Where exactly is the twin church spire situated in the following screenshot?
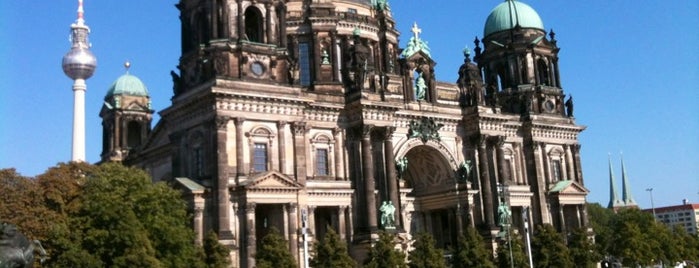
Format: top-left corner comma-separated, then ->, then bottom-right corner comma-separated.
608,154 -> 637,210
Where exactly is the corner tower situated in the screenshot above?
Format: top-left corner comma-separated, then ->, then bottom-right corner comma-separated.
62,0 -> 97,162
475,0 -> 570,116
99,62 -> 153,163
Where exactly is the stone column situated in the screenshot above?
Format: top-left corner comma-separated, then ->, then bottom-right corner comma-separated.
245,203 -> 257,268
564,144 -> 575,181
559,204 -> 567,235
476,135 -> 495,227
361,125 -> 378,231
235,118 -> 245,179
532,141 -> 551,224
287,203 -> 299,261
215,116 -> 233,239
338,206 -> 347,240
333,127 -> 345,180
293,122 -> 308,184
308,206 -> 316,238
494,136 -> 509,183
572,144 -> 584,184
194,207 -> 204,245
278,121 -> 287,174
346,205 -> 354,240
383,127 -> 400,228
266,3 -> 276,44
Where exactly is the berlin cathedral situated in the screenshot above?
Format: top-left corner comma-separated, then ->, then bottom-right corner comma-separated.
99,0 -> 589,266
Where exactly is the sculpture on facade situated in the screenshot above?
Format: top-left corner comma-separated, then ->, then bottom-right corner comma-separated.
565,94 -> 574,117
396,157 -> 408,178
350,31 -> 370,91
456,160 -> 473,182
497,202 -> 511,228
0,223 -> 46,268
408,117 -> 444,143
414,74 -> 427,100
379,201 -> 396,229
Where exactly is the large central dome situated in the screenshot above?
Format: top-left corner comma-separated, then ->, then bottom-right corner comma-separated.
484,0 -> 544,37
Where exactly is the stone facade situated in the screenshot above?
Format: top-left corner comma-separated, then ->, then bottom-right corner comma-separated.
109,0 -> 590,267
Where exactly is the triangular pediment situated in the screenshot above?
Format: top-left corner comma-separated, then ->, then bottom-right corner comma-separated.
241,171 -> 301,190
405,51 -> 434,64
549,180 -> 589,195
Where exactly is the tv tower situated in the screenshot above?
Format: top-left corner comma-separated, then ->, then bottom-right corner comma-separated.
62,0 -> 97,162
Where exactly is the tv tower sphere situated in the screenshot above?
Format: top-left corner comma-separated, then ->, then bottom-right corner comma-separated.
62,0 -> 96,80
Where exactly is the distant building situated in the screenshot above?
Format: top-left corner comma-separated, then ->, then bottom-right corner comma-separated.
644,200 -> 699,235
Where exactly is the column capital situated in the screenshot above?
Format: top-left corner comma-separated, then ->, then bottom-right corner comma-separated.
292,122 -> 308,135
384,126 -> 396,140
362,124 -> 374,139
471,134 -> 489,148
332,127 -> 343,136
246,202 -> 257,212
277,120 -> 288,128
234,117 -> 245,127
215,115 -> 230,130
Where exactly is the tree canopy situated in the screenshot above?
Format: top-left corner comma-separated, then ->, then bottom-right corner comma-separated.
451,227 -> 495,268
531,224 -> 572,268
1,162 -> 209,267
255,227 -> 297,268
365,232 -> 407,268
310,227 -> 355,268
408,232 -> 445,268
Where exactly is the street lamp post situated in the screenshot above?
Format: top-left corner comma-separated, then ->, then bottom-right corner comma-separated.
646,188 -> 656,221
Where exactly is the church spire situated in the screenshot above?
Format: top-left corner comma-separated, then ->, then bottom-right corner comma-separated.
607,155 -> 624,209
621,154 -> 637,206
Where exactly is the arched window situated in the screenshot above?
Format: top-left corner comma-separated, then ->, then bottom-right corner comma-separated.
126,121 -> 142,149
537,58 -> 550,86
215,0 -> 227,39
244,7 -> 264,42
196,12 -> 210,45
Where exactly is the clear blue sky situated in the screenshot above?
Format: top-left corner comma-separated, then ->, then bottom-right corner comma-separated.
1,1 -> 697,208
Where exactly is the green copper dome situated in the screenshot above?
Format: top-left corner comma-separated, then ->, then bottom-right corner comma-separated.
484,0 -> 544,37
105,73 -> 149,99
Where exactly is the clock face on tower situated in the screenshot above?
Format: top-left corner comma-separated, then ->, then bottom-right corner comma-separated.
250,61 -> 265,76
544,99 -> 555,113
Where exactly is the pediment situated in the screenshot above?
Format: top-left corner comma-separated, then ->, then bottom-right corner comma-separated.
548,180 -> 589,195
404,51 -> 434,64
125,101 -> 150,112
241,171 -> 301,190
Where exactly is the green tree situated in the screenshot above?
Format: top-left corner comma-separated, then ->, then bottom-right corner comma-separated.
531,224 -> 572,268
408,232 -> 445,268
0,168 -> 56,241
612,221 -> 652,267
255,227 -> 297,268
203,230 -> 232,268
585,203 -> 613,256
365,231 -> 407,268
452,227 -> 495,268
567,227 -> 600,268
496,231 -> 529,268
310,227 -> 354,268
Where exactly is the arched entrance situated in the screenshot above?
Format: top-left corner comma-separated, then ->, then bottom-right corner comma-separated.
401,145 -> 460,249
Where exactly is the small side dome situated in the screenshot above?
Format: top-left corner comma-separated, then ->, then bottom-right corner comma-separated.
105,73 -> 149,99
484,0 -> 544,37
